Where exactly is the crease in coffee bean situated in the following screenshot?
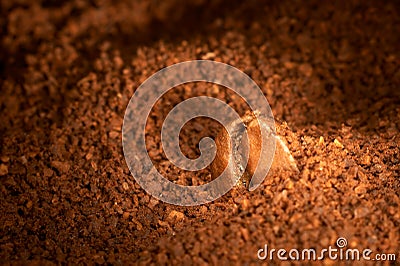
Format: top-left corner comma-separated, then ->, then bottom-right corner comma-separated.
210,111 -> 298,190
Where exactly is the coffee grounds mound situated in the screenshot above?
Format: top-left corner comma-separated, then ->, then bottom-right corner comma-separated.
1,0 -> 399,264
